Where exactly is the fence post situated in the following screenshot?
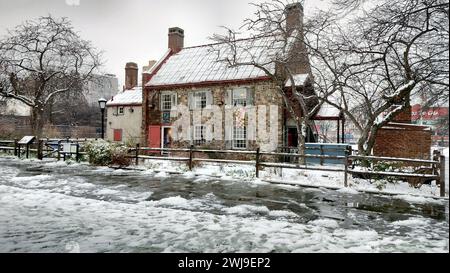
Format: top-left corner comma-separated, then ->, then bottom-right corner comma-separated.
255,148 -> 260,178
320,145 -> 324,166
135,143 -> 140,166
37,139 -> 43,160
75,144 -> 80,162
188,145 -> 194,171
26,143 -> 30,159
432,150 -> 440,175
14,139 -> 18,156
57,140 -> 61,161
439,155 -> 446,197
344,146 -> 349,187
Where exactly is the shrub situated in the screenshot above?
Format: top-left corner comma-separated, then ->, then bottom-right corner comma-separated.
84,140 -> 132,167
110,144 -> 131,167
84,139 -> 112,165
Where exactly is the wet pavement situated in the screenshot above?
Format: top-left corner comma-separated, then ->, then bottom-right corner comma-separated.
0,157 -> 448,252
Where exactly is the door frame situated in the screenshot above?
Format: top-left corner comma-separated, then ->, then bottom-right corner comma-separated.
161,126 -> 173,154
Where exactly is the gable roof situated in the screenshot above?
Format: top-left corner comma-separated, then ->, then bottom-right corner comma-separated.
106,87 -> 142,106
146,34 -> 296,88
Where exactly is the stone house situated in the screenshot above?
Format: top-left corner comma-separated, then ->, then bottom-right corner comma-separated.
141,3 -> 317,152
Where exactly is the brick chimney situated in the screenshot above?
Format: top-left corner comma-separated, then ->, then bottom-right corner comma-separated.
168,27 -> 184,53
285,2 -> 304,36
284,2 -> 309,75
125,62 -> 138,90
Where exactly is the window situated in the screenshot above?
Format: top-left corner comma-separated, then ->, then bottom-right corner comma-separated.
189,90 -> 212,110
233,126 -> 247,149
194,125 -> 206,145
114,106 -> 124,116
193,91 -> 207,109
160,91 -> 177,111
232,88 -> 247,106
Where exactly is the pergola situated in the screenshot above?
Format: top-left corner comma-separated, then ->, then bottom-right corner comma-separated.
312,105 -> 346,143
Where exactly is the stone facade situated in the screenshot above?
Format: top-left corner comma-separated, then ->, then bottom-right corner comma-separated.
143,80 -> 286,156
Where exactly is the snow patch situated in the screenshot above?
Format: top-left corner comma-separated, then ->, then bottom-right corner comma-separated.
223,204 -> 270,216
310,219 -> 340,229
393,195 -> 443,204
391,218 -> 429,227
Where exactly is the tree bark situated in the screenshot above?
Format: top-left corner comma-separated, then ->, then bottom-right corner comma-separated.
297,118 -> 306,165
30,106 -> 45,138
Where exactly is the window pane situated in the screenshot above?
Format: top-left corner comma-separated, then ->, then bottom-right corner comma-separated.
194,125 -> 206,145
161,93 -> 172,111
233,126 -> 247,148
194,92 -> 207,109
233,89 -> 247,106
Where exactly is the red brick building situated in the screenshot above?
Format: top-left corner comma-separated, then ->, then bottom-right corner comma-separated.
374,106 -> 433,159
411,104 -> 449,146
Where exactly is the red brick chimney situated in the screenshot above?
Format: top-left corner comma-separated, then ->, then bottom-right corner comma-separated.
285,2 -> 304,36
168,27 -> 184,53
125,62 -> 138,90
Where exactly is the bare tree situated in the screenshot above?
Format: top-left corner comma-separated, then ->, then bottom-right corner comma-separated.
211,1 -> 324,163
305,0 -> 449,156
0,15 -> 102,137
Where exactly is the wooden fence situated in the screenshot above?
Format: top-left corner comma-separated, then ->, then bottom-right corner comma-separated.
0,139 -> 446,197
128,144 -> 446,197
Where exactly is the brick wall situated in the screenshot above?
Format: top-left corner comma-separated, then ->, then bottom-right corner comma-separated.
373,124 -> 432,159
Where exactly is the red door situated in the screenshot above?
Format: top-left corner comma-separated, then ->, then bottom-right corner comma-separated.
148,126 -> 161,149
113,129 -> 123,141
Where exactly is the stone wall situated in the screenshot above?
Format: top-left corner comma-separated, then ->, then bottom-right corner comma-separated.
143,80 -> 286,158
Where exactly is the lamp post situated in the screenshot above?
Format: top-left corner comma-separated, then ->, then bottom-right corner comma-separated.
98,98 -> 107,139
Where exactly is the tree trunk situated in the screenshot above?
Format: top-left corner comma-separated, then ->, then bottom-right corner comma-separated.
30,106 -> 45,138
297,119 -> 306,165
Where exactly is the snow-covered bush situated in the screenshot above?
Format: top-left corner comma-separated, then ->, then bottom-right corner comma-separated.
84,140 -> 111,165
110,145 -> 131,167
84,140 -> 131,167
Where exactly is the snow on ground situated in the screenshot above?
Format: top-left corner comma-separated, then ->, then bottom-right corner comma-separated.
0,156 -> 448,252
0,183 -> 448,253
138,158 -> 447,199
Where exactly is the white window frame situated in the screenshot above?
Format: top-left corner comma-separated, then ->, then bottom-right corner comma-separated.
118,106 -> 124,115
193,91 -> 208,109
160,91 -> 177,111
193,125 -> 206,146
232,126 -> 247,149
232,88 -> 247,107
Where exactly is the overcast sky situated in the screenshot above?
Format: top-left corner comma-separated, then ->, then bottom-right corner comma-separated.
0,0 -> 329,91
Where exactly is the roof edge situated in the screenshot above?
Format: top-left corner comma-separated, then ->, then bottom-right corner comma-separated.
145,76 -> 272,90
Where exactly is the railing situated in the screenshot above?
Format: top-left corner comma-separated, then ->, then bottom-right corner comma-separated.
0,138 -> 88,161
128,144 -> 446,197
1,139 -> 446,197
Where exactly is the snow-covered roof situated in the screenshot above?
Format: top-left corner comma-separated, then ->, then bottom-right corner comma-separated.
143,50 -> 171,75
106,87 -> 142,106
146,34 -> 295,87
285,74 -> 309,87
